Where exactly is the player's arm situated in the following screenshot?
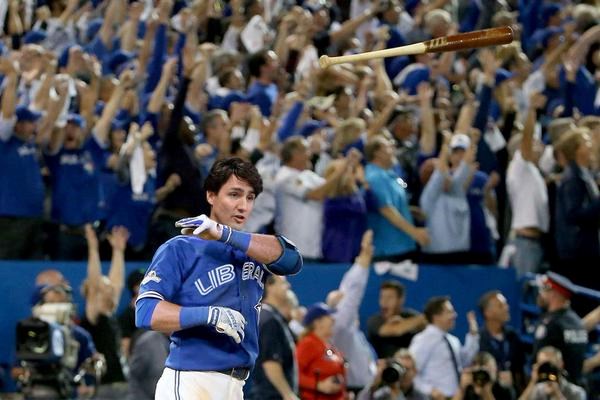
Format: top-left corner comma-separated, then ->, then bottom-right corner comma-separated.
176,215 -> 303,275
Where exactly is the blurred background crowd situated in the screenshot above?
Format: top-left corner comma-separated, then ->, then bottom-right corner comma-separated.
0,0 -> 599,398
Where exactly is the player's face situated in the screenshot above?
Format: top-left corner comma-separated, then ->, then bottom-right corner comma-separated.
207,175 -> 256,230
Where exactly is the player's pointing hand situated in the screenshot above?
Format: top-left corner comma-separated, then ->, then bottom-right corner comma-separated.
175,214 -> 224,241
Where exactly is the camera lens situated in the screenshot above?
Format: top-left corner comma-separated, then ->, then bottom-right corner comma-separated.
381,361 -> 406,384
537,362 -> 560,383
472,369 -> 491,386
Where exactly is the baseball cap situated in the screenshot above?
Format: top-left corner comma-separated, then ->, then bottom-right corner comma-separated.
16,105 -> 43,122
303,302 -> 334,326
450,133 -> 471,150
297,120 -> 327,138
398,65 -> 430,95
67,113 -> 86,129
495,68 -> 514,86
532,27 -> 564,49
23,30 -> 48,45
541,4 -> 561,26
536,272 -> 576,299
107,50 -> 136,76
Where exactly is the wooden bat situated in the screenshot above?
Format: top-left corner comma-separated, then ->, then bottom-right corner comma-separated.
319,26 -> 514,68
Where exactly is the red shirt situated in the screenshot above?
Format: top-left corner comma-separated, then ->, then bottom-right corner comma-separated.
296,332 -> 347,400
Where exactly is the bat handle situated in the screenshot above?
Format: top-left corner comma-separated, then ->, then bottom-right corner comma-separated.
319,55 -> 331,69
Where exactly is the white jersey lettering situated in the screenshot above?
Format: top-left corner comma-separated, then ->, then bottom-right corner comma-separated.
194,264 -> 235,295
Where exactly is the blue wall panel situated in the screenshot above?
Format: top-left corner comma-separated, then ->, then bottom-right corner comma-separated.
0,261 -> 520,368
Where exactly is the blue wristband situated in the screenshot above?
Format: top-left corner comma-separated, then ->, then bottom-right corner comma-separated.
218,225 -> 251,253
180,306 -> 210,330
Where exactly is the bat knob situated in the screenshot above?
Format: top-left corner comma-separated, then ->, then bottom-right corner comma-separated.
318,55 -> 331,69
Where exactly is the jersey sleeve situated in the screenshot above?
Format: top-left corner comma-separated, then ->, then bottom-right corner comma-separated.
136,239 -> 184,303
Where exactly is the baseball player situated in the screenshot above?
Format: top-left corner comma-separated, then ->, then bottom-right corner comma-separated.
135,157 -> 303,400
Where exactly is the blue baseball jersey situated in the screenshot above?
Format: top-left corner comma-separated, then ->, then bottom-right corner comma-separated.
44,136 -> 108,225
137,235 -> 269,371
0,136 -> 44,217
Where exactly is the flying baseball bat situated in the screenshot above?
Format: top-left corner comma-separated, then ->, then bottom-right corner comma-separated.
319,26 -> 514,68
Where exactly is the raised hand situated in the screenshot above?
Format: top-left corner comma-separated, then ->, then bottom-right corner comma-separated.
108,226 -> 130,252
207,306 -> 247,343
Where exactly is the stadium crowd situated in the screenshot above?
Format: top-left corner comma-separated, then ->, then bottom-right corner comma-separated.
0,0 -> 599,398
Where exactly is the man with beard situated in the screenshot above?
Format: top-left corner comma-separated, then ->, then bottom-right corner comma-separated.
533,272 -> 587,384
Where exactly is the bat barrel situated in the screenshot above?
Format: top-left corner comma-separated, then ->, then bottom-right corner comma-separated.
424,26 -> 514,53
318,26 -> 514,68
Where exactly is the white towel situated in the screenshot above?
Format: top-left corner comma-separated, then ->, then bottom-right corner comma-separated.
130,144 -> 146,195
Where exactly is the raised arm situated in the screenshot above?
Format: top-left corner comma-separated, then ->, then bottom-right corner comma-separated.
98,0 -> 123,50
521,93 -> 546,162
84,224 -> 103,324
417,82 -> 436,155
147,57 -> 177,113
333,231 -> 373,329
92,69 -> 132,146
0,56 -> 19,139
329,6 -> 378,45
107,226 -> 129,312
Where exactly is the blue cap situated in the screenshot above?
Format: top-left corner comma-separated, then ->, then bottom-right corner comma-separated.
23,30 -> 47,45
303,302 -> 334,326
495,68 -> 514,86
399,65 -> 430,95
405,0 -> 420,14
67,113 -> 86,129
16,105 -> 42,122
297,120 -> 327,137
111,119 -> 129,132
541,4 -> 561,26
107,50 -> 136,76
532,27 -> 563,49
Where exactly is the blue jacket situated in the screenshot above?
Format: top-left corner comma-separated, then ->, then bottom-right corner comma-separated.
554,163 -> 600,259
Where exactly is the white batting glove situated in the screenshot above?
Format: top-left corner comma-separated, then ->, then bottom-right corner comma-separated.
175,214 -> 224,241
207,306 -> 247,344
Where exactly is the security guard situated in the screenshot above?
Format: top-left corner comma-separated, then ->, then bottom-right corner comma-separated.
533,272 -> 588,384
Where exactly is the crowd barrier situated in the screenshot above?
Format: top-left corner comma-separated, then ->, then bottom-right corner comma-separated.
0,260 -> 520,369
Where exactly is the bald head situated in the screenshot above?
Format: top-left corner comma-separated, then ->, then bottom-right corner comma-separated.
35,269 -> 67,286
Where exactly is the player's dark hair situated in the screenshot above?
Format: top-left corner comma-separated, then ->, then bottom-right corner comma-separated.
204,157 -> 263,196
380,280 -> 405,298
424,296 -> 450,323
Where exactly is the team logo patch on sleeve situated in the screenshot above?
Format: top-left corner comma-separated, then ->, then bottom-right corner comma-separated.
141,270 -> 162,285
